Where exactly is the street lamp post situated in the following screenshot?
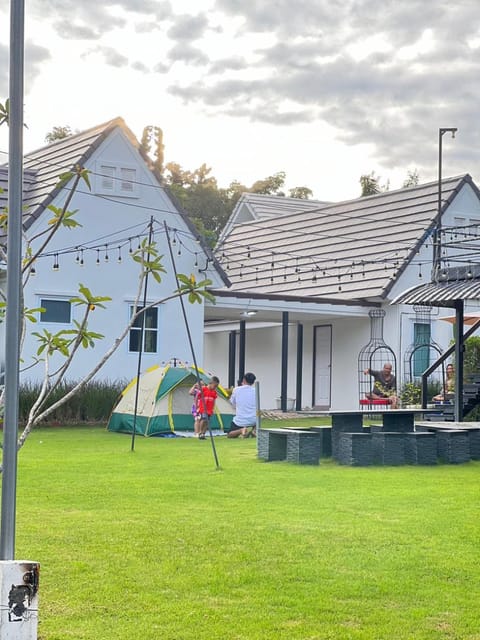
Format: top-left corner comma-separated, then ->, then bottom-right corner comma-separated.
432,127 -> 457,279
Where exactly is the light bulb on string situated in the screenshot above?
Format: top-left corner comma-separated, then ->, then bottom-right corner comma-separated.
75,248 -> 80,264
80,249 -> 84,266
194,253 -> 198,267
105,245 -> 109,262
53,254 -> 59,271
117,246 -> 122,263
96,249 -> 100,265
128,239 -> 133,254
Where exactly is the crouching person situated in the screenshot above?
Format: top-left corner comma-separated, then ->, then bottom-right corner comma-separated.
228,372 -> 257,438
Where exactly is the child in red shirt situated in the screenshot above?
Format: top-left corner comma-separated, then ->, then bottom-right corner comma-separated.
196,376 -> 219,439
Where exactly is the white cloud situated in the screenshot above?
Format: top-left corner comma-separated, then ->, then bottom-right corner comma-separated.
0,0 -> 479,201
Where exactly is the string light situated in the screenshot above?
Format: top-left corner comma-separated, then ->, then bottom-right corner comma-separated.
117,246 -> 122,263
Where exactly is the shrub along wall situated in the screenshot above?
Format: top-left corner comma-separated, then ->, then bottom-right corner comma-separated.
18,380 -> 127,424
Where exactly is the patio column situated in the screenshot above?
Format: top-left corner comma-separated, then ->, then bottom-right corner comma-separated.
281,312 -> 289,412
296,323 -> 303,411
454,299 -> 464,422
238,320 -> 246,382
228,330 -> 236,388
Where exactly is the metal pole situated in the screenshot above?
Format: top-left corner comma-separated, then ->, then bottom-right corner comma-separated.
433,128 -> 443,275
281,311 -> 289,412
255,380 -> 261,434
454,299 -> 464,423
0,0 -> 25,561
164,223 -> 220,469
130,217 -> 154,452
433,127 -> 457,279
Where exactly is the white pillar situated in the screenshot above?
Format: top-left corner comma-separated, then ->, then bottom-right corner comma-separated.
0,561 -> 39,639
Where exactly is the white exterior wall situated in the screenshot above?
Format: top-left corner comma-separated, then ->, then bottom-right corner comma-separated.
17,129 -> 217,385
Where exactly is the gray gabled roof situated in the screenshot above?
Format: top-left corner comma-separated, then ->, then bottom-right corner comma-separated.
1,118 -> 128,229
218,192 -> 330,243
0,118 -> 229,285
214,175 -> 475,304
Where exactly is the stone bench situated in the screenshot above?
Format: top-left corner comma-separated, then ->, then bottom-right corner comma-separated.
372,432 -> 406,465
337,433 -> 373,466
257,428 -> 321,465
404,432 -> 437,465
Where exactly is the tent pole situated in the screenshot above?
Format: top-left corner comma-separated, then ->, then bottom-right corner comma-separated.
164,222 -> 220,469
130,217 -> 154,452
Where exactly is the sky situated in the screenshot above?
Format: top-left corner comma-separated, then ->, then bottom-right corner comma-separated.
0,0 -> 479,201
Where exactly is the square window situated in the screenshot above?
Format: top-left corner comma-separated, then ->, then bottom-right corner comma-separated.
40,299 -> 71,323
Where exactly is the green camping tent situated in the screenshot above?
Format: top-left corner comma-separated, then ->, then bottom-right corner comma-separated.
107,363 -> 234,435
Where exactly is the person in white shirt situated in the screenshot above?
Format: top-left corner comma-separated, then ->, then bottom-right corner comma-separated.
227,372 -> 257,438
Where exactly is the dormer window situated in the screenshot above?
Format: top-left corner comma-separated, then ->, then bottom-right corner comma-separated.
95,162 -> 139,197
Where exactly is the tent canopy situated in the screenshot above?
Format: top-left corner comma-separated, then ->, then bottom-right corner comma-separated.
107,362 -> 234,436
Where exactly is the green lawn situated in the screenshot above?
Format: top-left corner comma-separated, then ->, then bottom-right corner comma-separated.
9,423 -> 480,639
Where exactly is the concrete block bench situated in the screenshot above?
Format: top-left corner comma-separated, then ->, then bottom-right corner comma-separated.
415,422 -> 480,461
309,426 -> 332,457
372,432 -> 405,465
337,433 -> 373,466
435,430 -> 470,464
257,428 -> 321,465
404,432 -> 437,465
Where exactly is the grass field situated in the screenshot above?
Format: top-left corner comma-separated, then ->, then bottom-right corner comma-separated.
9,422 -> 480,639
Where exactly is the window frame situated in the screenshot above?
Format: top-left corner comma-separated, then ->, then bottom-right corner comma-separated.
128,305 -> 159,354
95,161 -> 139,198
39,297 -> 72,324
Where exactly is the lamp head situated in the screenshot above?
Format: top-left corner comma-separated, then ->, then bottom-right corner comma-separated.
440,127 -> 458,138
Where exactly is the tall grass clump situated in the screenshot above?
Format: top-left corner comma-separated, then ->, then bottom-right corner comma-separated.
18,379 -> 126,424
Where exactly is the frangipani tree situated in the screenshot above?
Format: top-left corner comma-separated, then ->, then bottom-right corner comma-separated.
0,117 -> 214,467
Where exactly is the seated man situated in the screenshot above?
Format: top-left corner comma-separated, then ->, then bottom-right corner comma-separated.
364,363 -> 399,409
228,372 -> 257,438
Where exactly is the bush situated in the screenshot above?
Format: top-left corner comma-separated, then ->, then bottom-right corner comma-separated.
18,379 -> 127,425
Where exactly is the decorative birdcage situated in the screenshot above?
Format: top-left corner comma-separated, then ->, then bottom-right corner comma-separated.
403,306 -> 443,382
402,305 -> 443,402
358,309 -> 397,405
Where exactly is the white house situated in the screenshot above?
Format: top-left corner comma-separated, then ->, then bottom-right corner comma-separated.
203,176 -> 480,410
3,119 -> 479,413
0,118 -> 228,385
